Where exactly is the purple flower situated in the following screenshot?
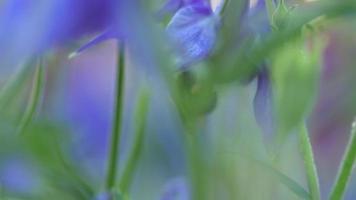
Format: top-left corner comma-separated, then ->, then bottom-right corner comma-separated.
0,159 -> 40,195
69,1 -> 142,58
69,28 -> 120,58
70,0 -> 219,70
236,0 -> 275,138
160,177 -> 190,200
157,0 -> 210,18
246,0 -> 272,39
93,192 -> 113,200
93,191 -> 124,200
166,3 -> 220,68
0,0 -> 121,69
253,66 -> 275,140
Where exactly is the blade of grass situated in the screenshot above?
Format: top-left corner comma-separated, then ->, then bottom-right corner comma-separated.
54,140 -> 95,197
17,58 -> 45,135
242,154 -> 311,200
105,43 -> 126,191
119,88 -> 150,194
0,62 -> 33,112
258,160 -> 311,199
329,118 -> 356,200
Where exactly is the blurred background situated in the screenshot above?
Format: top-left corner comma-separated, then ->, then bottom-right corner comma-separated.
0,0 -> 356,199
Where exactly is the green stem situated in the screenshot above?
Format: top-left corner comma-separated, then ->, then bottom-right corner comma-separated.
187,136 -> 203,200
105,43 -> 126,190
329,118 -> 356,200
219,0 -> 230,16
298,124 -> 320,200
184,122 -> 206,200
265,0 -> 275,22
119,88 -> 150,194
17,58 -> 45,135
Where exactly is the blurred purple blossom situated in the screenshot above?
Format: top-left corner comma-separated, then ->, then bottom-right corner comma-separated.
69,28 -> 120,58
160,177 -> 190,200
246,0 -> 271,39
0,158 -> 40,195
0,0 -> 115,45
93,192 -> 112,200
93,191 -> 123,200
166,3 -> 220,68
253,66 -> 275,139
0,0 -> 119,70
72,0 -> 220,69
243,0 -> 275,137
157,0 -> 210,18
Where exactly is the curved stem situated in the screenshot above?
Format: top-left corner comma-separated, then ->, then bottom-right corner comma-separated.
105,43 -> 126,190
119,88 -> 150,194
17,58 -> 45,135
329,118 -> 356,200
298,124 -> 320,200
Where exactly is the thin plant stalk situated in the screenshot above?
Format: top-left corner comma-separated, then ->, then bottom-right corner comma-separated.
186,134 -> 204,200
183,122 -> 206,200
219,0 -> 230,16
17,58 -> 45,135
265,0 -> 276,22
119,88 -> 150,194
105,43 -> 126,190
298,124 -> 320,200
329,118 -> 356,200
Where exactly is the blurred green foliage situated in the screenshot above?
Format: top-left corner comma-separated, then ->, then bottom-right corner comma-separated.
1,0 -> 356,199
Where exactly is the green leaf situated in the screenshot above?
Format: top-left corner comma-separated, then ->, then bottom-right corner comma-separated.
252,158 -> 311,200
119,87 -> 150,194
17,58 -> 45,135
0,62 -> 33,112
21,122 -> 94,198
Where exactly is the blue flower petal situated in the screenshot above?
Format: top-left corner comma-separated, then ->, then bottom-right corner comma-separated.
253,67 -> 275,138
157,0 -> 210,18
247,0 -> 271,39
166,4 -> 220,68
160,177 -> 190,200
69,28 -> 119,58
